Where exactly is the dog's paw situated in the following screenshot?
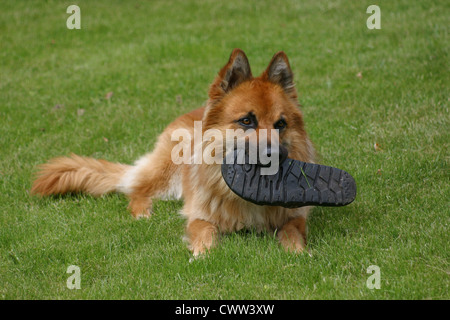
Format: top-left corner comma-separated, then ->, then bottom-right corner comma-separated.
134,209 -> 151,219
128,197 -> 152,219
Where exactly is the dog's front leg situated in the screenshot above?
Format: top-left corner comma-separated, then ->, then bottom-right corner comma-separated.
186,219 -> 218,256
277,216 -> 307,253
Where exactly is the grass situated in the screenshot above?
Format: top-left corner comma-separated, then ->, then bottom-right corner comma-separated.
0,0 -> 448,299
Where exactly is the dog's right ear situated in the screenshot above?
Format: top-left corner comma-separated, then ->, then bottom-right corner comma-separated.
208,49 -> 252,104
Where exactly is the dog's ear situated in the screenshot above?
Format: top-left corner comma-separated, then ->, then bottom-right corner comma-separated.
208,49 -> 252,103
262,51 -> 297,100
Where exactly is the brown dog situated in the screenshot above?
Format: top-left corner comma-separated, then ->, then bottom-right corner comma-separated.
31,49 -> 316,256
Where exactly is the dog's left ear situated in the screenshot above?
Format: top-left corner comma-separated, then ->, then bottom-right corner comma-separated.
262,51 -> 297,100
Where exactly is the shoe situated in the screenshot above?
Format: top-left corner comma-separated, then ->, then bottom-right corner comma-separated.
221,152 -> 357,208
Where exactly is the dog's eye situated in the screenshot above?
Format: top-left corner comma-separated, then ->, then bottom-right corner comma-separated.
274,119 -> 287,130
237,112 -> 257,128
238,117 -> 256,128
240,118 -> 252,126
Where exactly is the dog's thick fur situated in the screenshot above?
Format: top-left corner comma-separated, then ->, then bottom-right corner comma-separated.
31,49 -> 316,255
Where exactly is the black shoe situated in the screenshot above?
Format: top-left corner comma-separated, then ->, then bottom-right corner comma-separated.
221,152 -> 357,208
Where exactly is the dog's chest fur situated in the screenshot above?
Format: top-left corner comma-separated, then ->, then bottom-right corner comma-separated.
180,163 -> 309,233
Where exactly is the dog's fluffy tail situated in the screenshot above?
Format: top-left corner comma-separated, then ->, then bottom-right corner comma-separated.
31,154 -> 131,197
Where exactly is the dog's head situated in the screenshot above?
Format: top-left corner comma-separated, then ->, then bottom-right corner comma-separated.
202,49 -> 316,169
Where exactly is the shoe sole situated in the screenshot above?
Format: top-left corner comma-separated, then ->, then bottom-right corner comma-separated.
221,155 -> 357,208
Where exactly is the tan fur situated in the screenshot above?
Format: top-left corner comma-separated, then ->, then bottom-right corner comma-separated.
31,154 -> 130,197
277,216 -> 308,253
186,219 -> 218,256
31,49 -> 317,255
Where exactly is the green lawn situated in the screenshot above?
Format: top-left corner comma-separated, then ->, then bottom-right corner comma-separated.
0,0 -> 448,299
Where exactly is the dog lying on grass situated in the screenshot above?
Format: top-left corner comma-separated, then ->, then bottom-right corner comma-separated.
32,49 -> 316,256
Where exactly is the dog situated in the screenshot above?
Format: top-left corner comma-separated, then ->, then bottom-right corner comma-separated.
31,49 -> 316,256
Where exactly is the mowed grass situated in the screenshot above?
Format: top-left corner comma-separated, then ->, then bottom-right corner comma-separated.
0,0 -> 448,299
